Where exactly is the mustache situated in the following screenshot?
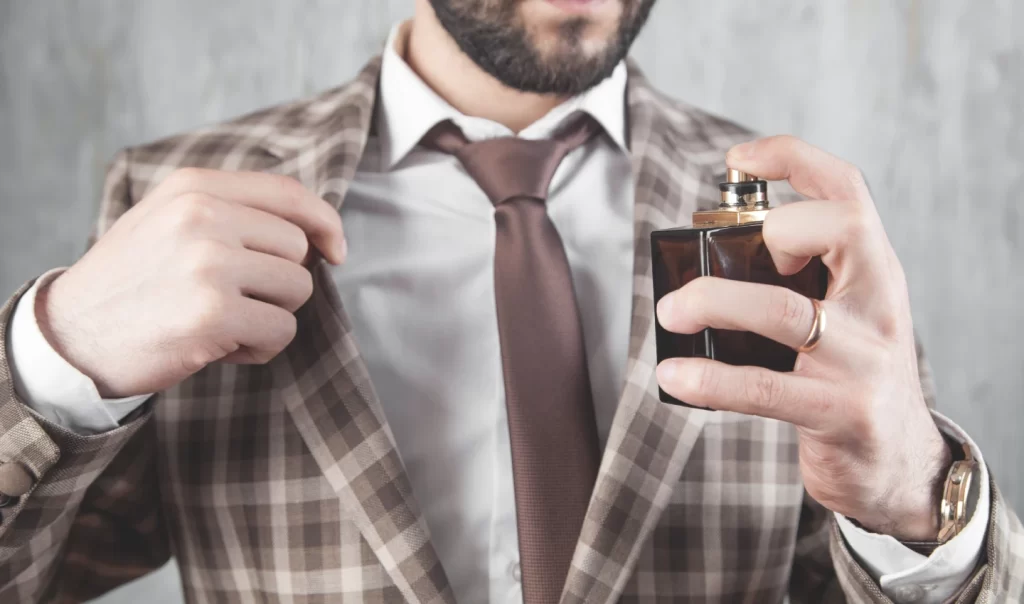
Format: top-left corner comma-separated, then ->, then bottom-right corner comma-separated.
457,0 -> 638,18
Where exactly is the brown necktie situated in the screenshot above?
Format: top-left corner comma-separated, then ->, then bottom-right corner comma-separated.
425,116 -> 602,604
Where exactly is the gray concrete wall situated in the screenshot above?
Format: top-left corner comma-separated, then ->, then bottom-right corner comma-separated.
1,2 -> 1020,602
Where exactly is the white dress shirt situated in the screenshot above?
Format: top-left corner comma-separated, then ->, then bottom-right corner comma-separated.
6,22 -> 987,604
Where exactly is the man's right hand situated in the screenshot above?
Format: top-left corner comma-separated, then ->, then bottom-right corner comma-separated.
36,168 -> 346,399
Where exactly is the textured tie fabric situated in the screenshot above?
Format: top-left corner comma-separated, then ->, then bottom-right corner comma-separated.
425,116 -> 603,604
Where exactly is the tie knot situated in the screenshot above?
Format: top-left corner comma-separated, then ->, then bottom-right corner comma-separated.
423,115 -> 599,206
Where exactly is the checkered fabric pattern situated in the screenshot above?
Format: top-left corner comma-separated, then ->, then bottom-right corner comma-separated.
0,55 -> 1021,603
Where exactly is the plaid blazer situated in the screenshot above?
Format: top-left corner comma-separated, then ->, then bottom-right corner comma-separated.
1,56 -> 1021,604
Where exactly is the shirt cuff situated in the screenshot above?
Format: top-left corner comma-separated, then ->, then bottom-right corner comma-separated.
836,411 -> 990,604
7,273 -> 152,435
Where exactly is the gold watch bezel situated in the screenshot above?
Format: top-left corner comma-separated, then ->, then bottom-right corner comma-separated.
937,442 -> 976,544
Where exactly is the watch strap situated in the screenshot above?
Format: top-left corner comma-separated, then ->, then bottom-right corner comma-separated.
901,540 -> 941,556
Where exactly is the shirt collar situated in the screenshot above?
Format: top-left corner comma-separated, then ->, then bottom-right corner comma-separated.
377,21 -> 628,169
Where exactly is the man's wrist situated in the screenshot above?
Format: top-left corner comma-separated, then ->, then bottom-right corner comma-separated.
901,433 -> 953,540
857,430 -> 952,541
35,275 -> 111,397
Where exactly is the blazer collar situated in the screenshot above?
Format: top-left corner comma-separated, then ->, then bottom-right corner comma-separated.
260,54 -> 382,210
258,55 -> 718,604
260,55 -> 456,604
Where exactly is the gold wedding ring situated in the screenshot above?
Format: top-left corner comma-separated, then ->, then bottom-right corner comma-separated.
797,299 -> 827,353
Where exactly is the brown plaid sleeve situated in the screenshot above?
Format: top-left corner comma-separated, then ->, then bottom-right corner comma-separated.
0,150 -> 170,602
828,479 -> 1024,603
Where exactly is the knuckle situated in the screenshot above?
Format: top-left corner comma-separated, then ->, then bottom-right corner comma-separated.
874,311 -> 903,340
766,288 -> 807,332
842,164 -> 867,190
272,174 -> 306,206
281,312 -> 298,341
772,134 -> 801,149
271,313 -> 298,352
251,348 -> 279,365
166,167 -> 207,191
292,228 -> 311,260
281,269 -> 314,312
695,363 -> 719,396
681,278 -> 712,321
678,362 -> 717,398
296,269 -> 314,303
746,370 -> 783,412
178,347 -> 214,375
183,240 -> 228,279
170,193 -> 219,231
170,288 -> 226,339
846,400 -> 876,440
838,202 -> 874,245
773,134 -> 808,158
191,289 -> 229,330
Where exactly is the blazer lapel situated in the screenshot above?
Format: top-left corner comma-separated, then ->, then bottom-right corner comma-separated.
261,56 -> 454,604
561,63 -> 716,604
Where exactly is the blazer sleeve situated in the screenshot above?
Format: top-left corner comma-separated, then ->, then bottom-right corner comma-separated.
0,150 -> 170,602
788,336 -> 1024,603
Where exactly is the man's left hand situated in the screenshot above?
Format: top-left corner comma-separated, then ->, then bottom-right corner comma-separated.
655,135 -> 951,541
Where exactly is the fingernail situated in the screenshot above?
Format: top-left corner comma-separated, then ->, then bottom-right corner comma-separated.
338,239 -> 348,264
657,360 -> 678,383
729,141 -> 756,160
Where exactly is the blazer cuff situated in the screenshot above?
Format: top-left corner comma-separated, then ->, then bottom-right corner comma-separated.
834,411 -> 989,603
0,275 -> 151,541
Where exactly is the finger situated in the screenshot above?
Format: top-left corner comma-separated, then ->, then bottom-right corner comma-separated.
221,297 -> 298,364
156,168 -> 346,264
763,200 -> 889,286
217,202 -> 310,265
657,277 -> 816,351
656,357 -> 831,428
224,249 -> 315,313
726,135 -> 871,203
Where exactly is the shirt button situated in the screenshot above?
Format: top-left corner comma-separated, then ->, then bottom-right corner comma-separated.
510,562 -> 522,582
891,584 -> 925,603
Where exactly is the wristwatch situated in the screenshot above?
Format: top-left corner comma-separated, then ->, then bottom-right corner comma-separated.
937,440 -> 979,543
903,439 -> 980,555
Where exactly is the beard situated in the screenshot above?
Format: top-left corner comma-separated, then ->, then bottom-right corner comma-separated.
427,0 -> 657,95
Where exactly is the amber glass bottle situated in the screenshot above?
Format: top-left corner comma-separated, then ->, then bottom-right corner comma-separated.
651,170 -> 828,408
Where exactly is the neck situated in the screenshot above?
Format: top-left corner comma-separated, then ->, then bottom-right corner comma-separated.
407,0 -> 567,133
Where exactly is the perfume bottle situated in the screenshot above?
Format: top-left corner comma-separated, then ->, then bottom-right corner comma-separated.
651,169 -> 829,408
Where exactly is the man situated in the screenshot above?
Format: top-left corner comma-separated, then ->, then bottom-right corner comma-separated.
0,0 -> 1020,602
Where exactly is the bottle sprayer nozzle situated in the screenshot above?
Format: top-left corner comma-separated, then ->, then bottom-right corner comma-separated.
719,169 -> 768,208
726,169 -> 757,184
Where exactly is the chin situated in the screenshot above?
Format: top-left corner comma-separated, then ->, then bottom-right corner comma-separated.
428,0 -> 650,94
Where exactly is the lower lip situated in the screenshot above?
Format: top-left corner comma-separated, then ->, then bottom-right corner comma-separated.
544,0 -> 608,15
